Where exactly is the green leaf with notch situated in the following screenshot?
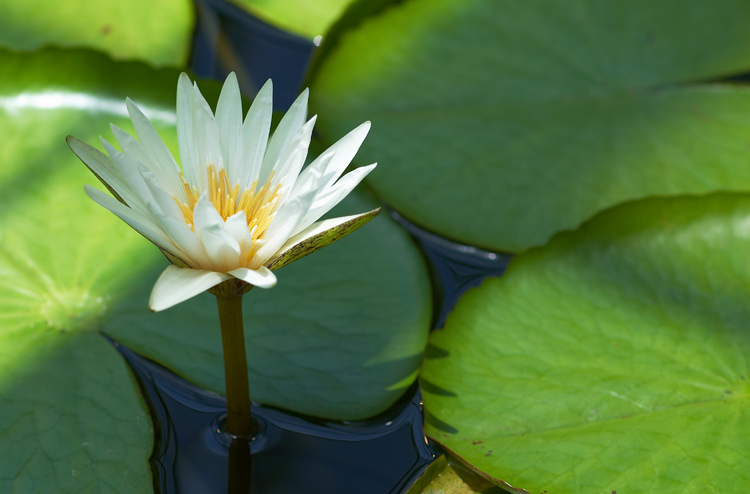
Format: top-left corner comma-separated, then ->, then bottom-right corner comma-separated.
309,0 -> 750,252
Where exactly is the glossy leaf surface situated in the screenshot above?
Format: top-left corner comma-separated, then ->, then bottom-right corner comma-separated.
309,0 -> 750,252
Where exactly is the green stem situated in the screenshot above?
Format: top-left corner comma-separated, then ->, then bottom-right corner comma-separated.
216,293 -> 254,438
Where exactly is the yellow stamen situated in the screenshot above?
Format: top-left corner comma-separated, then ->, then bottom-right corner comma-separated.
172,165 -> 282,248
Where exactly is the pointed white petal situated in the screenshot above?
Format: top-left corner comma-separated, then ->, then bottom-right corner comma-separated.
156,215 -> 211,267
67,136 -> 133,204
192,193 -> 224,231
215,73 -> 244,185
176,73 -> 199,186
99,137 -> 155,215
293,163 -> 377,236
85,185 -> 181,260
227,266 -> 277,289
252,188 -> 315,266
259,88 -> 308,185
297,121 -> 371,194
125,98 -> 181,180
272,116 -> 316,197
192,195 -> 241,268
239,80 -> 273,187
223,210 -> 255,253
289,150 -> 333,199
141,167 -> 184,220
200,227 -> 241,270
177,74 -> 224,190
149,265 -> 232,311
191,81 -> 224,180
110,124 -> 151,167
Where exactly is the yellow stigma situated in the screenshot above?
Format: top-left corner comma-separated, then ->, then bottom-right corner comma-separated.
173,164 -> 282,247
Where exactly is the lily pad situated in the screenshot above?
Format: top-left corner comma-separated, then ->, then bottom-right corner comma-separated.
0,0 -> 194,66
229,0 -> 355,38
0,49 -> 168,492
308,0 -> 750,252
405,455 -> 509,494
421,193 -> 750,492
0,45 -> 430,490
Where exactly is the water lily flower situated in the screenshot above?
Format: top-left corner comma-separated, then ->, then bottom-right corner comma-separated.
68,73 -> 377,312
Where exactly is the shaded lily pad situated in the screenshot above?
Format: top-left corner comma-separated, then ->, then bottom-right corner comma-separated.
421,193 -> 750,492
0,46 -> 430,490
308,0 -> 750,252
0,0 -> 194,66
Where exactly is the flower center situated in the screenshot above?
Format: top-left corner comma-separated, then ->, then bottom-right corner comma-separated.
173,164 -> 282,244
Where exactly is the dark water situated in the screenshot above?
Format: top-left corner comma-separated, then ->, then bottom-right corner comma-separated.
111,2 -> 513,492
114,338 -> 434,493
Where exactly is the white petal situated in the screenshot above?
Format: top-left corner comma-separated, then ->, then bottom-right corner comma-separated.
156,215 -> 211,267
176,73 -> 199,186
289,150 -> 334,199
259,88 -> 308,185
227,266 -> 277,289
100,137 -> 154,215
296,121 -> 371,194
177,73 -> 224,189
192,193 -> 223,231
239,80 -> 273,187
293,163 -> 377,236
223,210 -> 255,253
67,136 -> 134,205
252,188 -> 315,266
272,116 -> 316,196
125,98 -> 182,179
84,185 -> 182,260
109,125 -> 182,200
149,265 -> 232,311
141,167 -> 184,220
192,195 -> 241,267
215,73 -> 244,185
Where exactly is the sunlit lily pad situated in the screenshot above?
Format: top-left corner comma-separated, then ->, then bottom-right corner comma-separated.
0,46 -> 430,490
0,0 -> 193,66
405,455 -> 510,494
229,0 -> 355,38
421,193 -> 750,492
308,0 -> 750,252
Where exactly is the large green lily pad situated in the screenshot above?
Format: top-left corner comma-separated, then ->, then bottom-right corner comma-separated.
308,0 -> 750,252
421,193 -> 750,492
0,46 -> 430,490
0,0 -> 194,66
